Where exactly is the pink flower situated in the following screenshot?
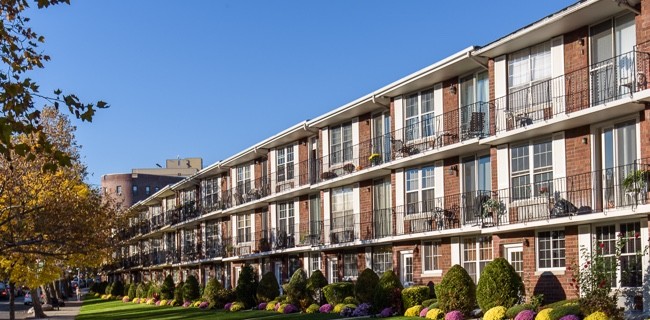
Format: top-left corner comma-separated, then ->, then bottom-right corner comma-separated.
599,243 -> 604,248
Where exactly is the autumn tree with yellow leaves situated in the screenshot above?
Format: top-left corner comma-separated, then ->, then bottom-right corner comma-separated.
0,108 -> 121,319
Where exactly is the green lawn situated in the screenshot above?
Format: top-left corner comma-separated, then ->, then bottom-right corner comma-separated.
78,296 -> 342,320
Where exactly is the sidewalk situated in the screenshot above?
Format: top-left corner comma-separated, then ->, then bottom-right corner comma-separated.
26,289 -> 86,320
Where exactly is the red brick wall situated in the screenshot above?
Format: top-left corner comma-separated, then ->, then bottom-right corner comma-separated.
565,126 -> 591,177
637,0 -> 650,51
564,27 -> 590,113
488,59 -> 497,135
444,157 -> 460,197
359,112 -> 372,169
299,195 -> 309,238
641,107 -> 650,160
442,77 -> 460,144
491,147 -> 499,192
298,138 -> 309,184
390,99 -> 396,132
360,179 -> 373,240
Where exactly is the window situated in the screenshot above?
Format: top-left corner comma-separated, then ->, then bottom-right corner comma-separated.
405,89 -> 434,142
155,186 -> 160,192
116,185 -> 122,195
183,228 -> 195,253
596,222 -> 642,287
537,230 -> 565,269
422,240 -> 441,272
331,186 -> 354,231
310,253 -> 321,274
237,214 -> 251,243
205,221 -> 220,256
343,253 -> 358,279
511,139 -> 552,200
145,186 -> 151,195
463,236 -> 492,283
405,166 -> 435,214
202,177 -> 220,210
330,122 -> 353,165
236,166 -> 251,194
277,202 -> 295,242
508,41 -> 552,109
132,185 -> 138,195
277,145 -> 295,182
372,246 -> 393,275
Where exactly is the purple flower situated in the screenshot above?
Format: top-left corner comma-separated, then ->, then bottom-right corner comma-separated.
182,301 -> 191,308
155,300 -> 161,306
445,310 -> 464,320
380,307 -> 393,318
352,303 -> 372,317
199,301 -> 209,309
559,316 -> 580,320
320,304 -> 333,313
340,306 -> 355,317
283,304 -> 298,314
224,302 -> 232,311
258,302 -> 267,310
420,307 -> 429,317
515,310 -> 536,320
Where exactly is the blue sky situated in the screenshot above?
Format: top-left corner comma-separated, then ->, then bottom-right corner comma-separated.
27,0 -> 575,186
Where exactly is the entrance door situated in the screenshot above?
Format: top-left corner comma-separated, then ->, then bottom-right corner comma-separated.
400,252 -> 414,286
505,245 -> 524,279
274,262 -> 283,294
309,137 -> 318,184
460,72 -> 489,139
329,258 -> 338,283
462,154 -> 492,225
309,194 -> 321,244
598,120 -> 637,208
373,178 -> 392,238
372,112 -> 392,163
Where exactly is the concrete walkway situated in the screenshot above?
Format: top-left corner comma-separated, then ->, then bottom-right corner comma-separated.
24,289 -> 86,320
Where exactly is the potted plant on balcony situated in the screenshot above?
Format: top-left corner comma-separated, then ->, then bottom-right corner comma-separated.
369,153 -> 381,166
623,169 -> 649,201
481,197 -> 505,226
343,163 -> 356,173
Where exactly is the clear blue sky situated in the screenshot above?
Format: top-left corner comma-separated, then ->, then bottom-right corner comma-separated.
27,0 -> 576,186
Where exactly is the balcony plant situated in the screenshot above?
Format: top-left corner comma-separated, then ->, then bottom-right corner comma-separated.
343,163 -> 356,173
369,153 -> 381,166
482,198 -> 506,218
622,169 -> 649,194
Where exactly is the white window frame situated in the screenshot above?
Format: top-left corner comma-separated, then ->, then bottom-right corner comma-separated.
237,214 -> 251,244
201,177 -> 220,210
276,144 -> 295,183
462,236 -> 493,283
593,221 -> 644,288
536,229 -> 566,271
310,252 -> 321,275
236,165 -> 251,194
331,186 -> 354,232
329,122 -> 353,166
510,138 -> 553,201
183,228 -> 195,252
277,201 -> 295,235
343,253 -> 358,280
405,165 -> 435,218
404,89 -> 435,142
422,240 -> 442,275
372,246 -> 393,275
507,41 -> 552,111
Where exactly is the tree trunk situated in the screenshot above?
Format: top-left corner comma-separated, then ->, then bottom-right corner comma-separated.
8,282 -> 15,320
65,274 -> 73,297
32,287 -> 47,319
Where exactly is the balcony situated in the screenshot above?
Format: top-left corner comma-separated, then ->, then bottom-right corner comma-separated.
315,104 -> 491,188
487,49 -> 650,145
222,176 -> 272,210
165,248 -> 180,264
182,243 -> 201,262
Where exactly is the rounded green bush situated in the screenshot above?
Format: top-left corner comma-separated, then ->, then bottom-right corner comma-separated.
127,282 -> 137,299
257,272 -> 280,302
203,278 -> 223,309
123,283 -> 131,297
373,270 -> 404,312
422,298 -> 436,308
183,275 -> 201,302
435,265 -> 475,314
161,275 -> 175,300
505,304 -> 534,319
343,296 -> 358,305
307,270 -> 328,304
402,285 -> 429,309
173,281 -> 184,302
476,257 -> 524,312
323,282 -> 354,305
306,303 -> 320,313
110,280 -> 124,297
286,268 -> 310,309
548,303 -> 581,320
235,264 -> 258,308
355,268 -> 379,304
230,301 -> 245,312
483,306 -> 507,320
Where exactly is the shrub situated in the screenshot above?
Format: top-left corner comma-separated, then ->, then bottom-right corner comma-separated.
123,283 -> 131,297
266,301 -> 277,311
286,268 -> 310,309
127,283 -> 137,299
122,296 -> 130,303
515,310 -> 537,320
283,304 -> 299,314
548,303 -> 581,320
182,301 -> 191,308
477,258 -> 524,312
341,305 -> 355,317
535,308 -> 553,320
132,297 -> 140,304
319,303 -> 333,313
343,296 -> 358,304
422,298 -> 436,308
323,282 -> 354,305
105,283 -> 112,295
136,283 -> 146,298
230,301 -> 245,312
402,285 -> 430,309
333,303 -> 347,313
373,270 -> 404,312
483,306 -> 507,320
306,303 -> 320,313
506,304 -> 535,319
277,303 -> 288,313
352,302 -> 372,317
183,275 -> 200,302
435,265 -> 475,314
236,264 -> 258,308
159,299 -> 167,306
257,272 -> 280,303
202,278 -> 222,309
579,295 -> 622,320
405,305 -> 424,317
380,307 -> 394,317
429,302 -> 439,309
584,311 -> 608,320
224,302 -> 232,310
558,316 -> 580,320
445,310 -> 464,320
307,269 -> 328,304
425,308 -> 444,319
420,307 -> 429,317
355,268 -> 379,304
161,275 -> 175,300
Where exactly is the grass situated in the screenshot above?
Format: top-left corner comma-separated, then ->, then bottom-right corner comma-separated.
77,296 -> 342,320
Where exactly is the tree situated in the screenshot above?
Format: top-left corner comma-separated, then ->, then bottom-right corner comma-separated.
203,278 -> 223,309
161,275 -> 175,300
235,264 -> 258,308
286,268 -> 310,310
436,265 -> 476,315
182,275 -> 200,302
355,268 -> 379,304
0,0 -> 108,170
307,270 -> 327,304
0,108 -> 120,319
476,257 -> 524,312
256,272 -> 280,302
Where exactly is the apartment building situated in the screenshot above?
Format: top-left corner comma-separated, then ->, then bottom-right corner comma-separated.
109,0 -> 650,312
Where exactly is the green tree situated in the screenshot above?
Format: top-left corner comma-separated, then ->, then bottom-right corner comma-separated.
203,278 -> 223,309
436,265 -> 476,315
355,268 -> 379,304
183,275 -> 200,302
373,270 -> 403,312
256,272 -> 280,302
476,257 -> 524,312
160,275 -> 175,300
127,282 -> 136,299
235,264 -> 257,308
307,270 -> 328,304
286,268 -> 310,310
